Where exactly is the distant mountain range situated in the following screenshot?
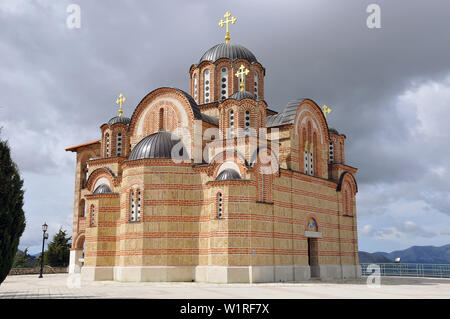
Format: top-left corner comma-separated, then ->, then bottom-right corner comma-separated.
359,244 -> 450,264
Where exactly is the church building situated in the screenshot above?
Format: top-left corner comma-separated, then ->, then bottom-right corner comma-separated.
66,12 -> 360,283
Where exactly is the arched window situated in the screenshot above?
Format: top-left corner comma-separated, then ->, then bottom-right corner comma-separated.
329,141 -> 334,163
220,67 -> 228,101
105,133 -> 110,157
193,74 -> 198,102
254,72 -> 258,97
129,190 -> 136,222
159,108 -> 165,131
244,110 -> 251,137
303,122 -> 314,176
79,199 -> 86,217
117,133 -> 122,156
302,128 -> 308,173
204,69 -> 210,103
90,205 -> 95,227
312,132 -> 317,176
228,109 -> 234,138
136,189 -> 141,222
129,189 -> 141,222
217,192 -> 223,219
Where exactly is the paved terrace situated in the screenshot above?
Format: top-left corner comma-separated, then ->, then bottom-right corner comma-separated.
0,274 -> 449,299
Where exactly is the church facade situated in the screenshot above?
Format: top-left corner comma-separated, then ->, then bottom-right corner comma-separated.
66,16 -> 360,283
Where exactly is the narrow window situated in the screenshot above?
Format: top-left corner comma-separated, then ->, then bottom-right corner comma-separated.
105,133 -> 110,157
254,72 -> 258,97
159,108 -> 164,131
130,190 -> 136,222
329,142 -> 334,163
229,109 -> 234,138
90,205 -> 95,227
136,189 -> 141,221
193,74 -> 198,102
117,133 -> 122,156
244,110 -> 251,136
220,67 -> 228,101
204,69 -> 210,103
303,128 -> 308,174
217,192 -> 223,219
346,190 -> 352,215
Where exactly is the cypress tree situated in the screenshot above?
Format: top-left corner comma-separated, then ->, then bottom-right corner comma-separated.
0,133 -> 26,284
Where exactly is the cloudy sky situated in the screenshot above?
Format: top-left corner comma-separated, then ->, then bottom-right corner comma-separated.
1,0 -> 449,254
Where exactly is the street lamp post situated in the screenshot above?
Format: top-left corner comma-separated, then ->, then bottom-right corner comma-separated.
39,222 -> 48,278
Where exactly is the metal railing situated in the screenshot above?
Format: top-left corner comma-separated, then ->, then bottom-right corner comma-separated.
360,263 -> 450,278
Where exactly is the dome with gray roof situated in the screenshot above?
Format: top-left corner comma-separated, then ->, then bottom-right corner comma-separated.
93,184 -> 112,194
215,169 -> 242,181
229,91 -> 256,101
129,131 -> 188,161
199,43 -> 258,64
108,116 -> 131,126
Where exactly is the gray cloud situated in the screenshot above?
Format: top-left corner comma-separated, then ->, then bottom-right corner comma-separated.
1,0 -> 450,253
361,221 -> 436,240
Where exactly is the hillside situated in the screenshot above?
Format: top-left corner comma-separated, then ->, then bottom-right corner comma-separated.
359,244 -> 450,264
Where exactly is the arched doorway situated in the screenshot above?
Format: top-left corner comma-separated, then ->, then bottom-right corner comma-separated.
305,217 -> 321,278
69,233 -> 85,274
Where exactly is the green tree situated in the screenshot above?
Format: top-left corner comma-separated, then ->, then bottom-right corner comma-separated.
13,248 -> 31,268
0,133 -> 26,284
45,228 -> 71,267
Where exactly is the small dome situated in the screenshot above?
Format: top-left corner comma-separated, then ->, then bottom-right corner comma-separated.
215,169 -> 242,181
199,43 -> 258,64
93,184 -> 112,194
229,91 -> 256,101
129,131 -> 188,161
329,127 -> 339,135
108,116 -> 131,126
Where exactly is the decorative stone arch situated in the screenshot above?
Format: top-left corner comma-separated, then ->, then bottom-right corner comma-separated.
336,171 -> 358,194
294,99 -> 329,140
337,172 -> 358,216
128,87 -> 201,145
74,232 -> 85,250
209,150 -> 248,178
78,150 -> 96,188
215,161 -> 243,179
293,99 -> 330,176
85,167 -> 117,192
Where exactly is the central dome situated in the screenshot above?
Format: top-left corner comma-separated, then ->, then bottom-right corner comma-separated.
199,43 -> 258,64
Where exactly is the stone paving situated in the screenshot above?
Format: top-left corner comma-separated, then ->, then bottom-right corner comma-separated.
0,274 -> 449,299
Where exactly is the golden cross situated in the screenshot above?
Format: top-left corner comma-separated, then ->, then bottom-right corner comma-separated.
219,11 -> 237,44
116,93 -> 126,117
322,105 -> 332,118
235,64 -> 249,92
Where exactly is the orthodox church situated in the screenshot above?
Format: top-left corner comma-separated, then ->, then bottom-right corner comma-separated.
66,12 -> 360,283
